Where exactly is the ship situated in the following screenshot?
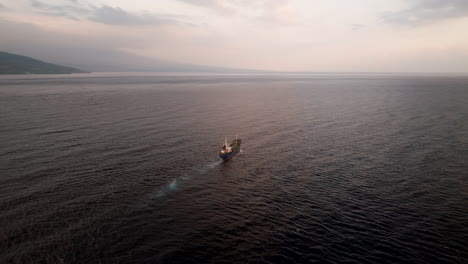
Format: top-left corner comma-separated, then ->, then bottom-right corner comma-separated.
219,136 -> 242,162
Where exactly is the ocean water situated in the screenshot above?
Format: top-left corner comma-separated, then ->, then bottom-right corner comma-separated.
0,74 -> 467,263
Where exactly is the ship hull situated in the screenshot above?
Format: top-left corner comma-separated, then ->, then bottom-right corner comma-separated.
219,146 -> 240,162
219,139 -> 241,162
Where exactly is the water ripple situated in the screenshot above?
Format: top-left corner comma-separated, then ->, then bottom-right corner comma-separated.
1,75 -> 467,263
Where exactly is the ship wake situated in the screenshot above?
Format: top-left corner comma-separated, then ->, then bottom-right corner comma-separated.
146,159 -> 223,202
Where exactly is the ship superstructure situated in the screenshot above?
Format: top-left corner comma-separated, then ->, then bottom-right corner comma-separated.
219,136 -> 241,162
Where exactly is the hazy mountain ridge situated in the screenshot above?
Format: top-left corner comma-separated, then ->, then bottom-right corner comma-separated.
0,50 -> 260,74
47,49 -> 259,73
0,51 -> 88,74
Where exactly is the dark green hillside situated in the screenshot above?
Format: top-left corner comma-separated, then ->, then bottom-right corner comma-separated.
0,51 -> 88,74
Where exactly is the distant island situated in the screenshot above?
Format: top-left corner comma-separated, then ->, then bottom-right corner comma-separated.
0,51 -> 88,74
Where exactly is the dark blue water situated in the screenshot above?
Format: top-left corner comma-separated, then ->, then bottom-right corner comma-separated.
1,74 -> 467,263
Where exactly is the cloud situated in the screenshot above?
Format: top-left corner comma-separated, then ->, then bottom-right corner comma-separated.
351,24 -> 366,32
89,5 -> 182,26
382,0 -> 468,25
178,0 -> 235,14
0,3 -> 6,9
38,11 -> 79,20
178,0 -> 288,15
30,0 -> 50,9
27,0 -> 84,20
30,0 -> 89,14
28,0 -> 185,26
179,0 -> 298,27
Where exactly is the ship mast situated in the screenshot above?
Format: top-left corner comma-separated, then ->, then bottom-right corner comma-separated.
224,136 -> 228,148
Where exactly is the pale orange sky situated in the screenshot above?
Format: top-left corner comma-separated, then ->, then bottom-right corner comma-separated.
1,0 -> 468,72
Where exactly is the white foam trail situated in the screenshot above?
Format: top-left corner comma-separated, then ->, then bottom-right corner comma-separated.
146,159 -> 223,201
169,179 -> 178,190
207,160 -> 222,168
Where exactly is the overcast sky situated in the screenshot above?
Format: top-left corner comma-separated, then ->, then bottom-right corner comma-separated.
1,0 -> 468,72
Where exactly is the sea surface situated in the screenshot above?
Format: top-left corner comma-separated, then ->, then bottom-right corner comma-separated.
1,73 -> 467,263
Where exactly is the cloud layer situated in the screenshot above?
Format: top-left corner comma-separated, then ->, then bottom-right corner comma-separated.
1,0 -> 467,72
178,0 -> 288,14
28,0 -> 186,26
382,0 -> 468,25
89,6 -> 181,26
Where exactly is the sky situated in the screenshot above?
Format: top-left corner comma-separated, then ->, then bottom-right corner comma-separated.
1,0 -> 468,72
